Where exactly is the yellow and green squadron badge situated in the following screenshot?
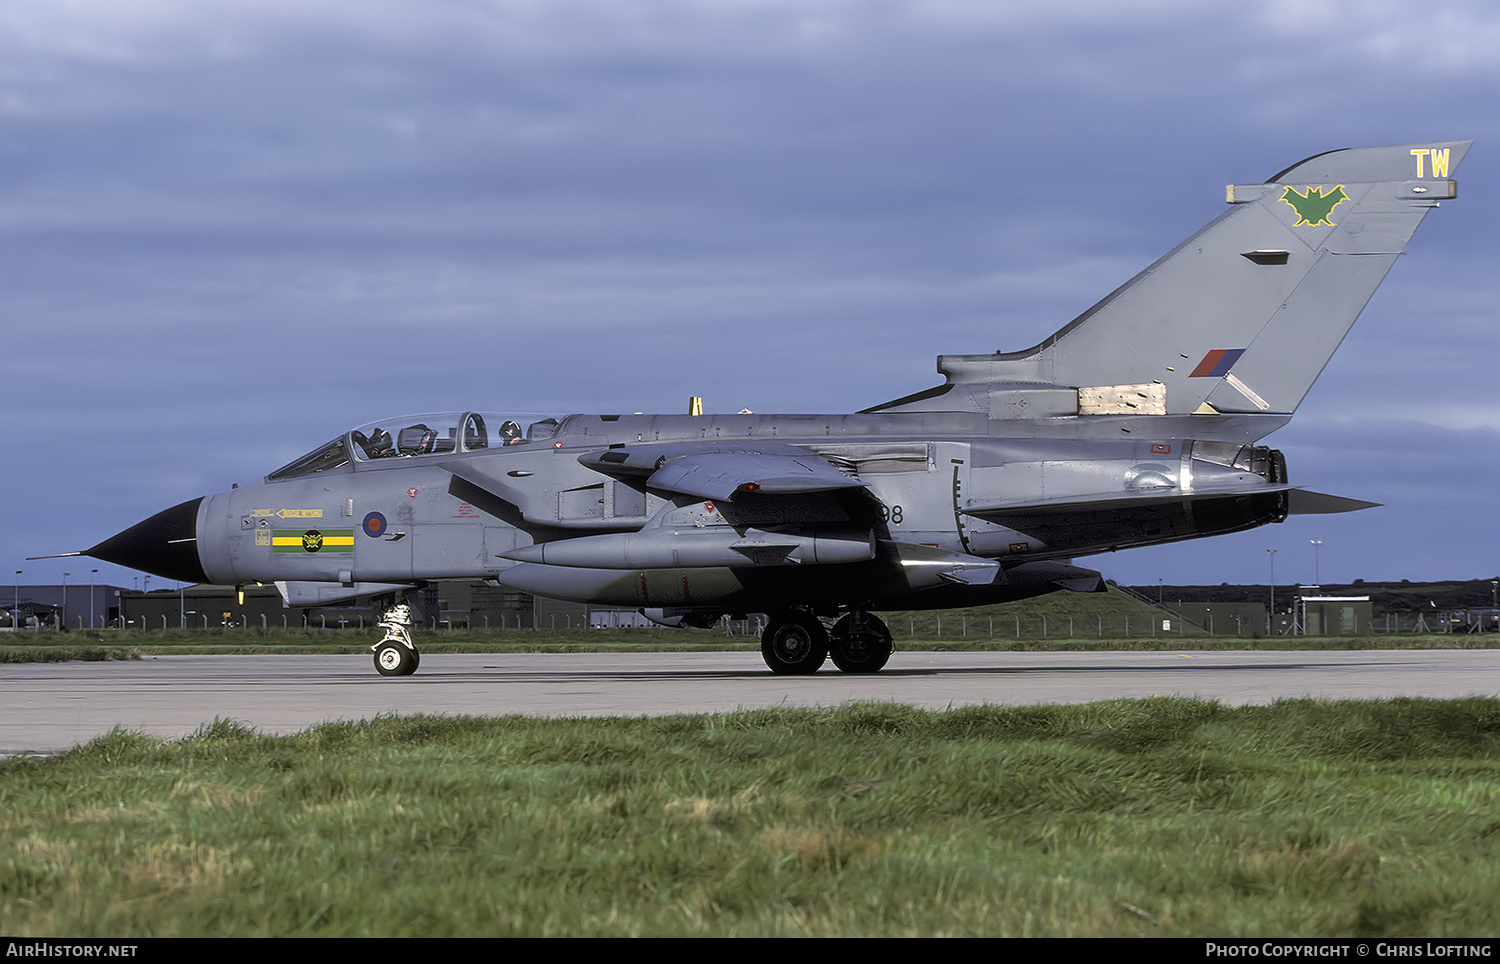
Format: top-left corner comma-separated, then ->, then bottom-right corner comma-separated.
1281,185 -> 1349,226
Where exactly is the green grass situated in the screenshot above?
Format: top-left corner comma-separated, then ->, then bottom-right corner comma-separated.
0,642 -> 144,663
2,624 -> 1494,663
9,586 -> 1493,661
3,699 -> 1498,936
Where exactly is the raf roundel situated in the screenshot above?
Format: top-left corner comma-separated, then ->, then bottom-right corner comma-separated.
363,511 -> 387,538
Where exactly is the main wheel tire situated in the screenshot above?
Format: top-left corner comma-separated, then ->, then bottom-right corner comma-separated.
374,641 -> 418,677
829,613 -> 893,674
761,612 -> 828,675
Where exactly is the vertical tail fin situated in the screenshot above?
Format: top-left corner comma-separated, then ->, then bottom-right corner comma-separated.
872,141 -> 1469,419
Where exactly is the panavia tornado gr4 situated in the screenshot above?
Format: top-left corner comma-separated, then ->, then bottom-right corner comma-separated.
73,141 -> 1469,676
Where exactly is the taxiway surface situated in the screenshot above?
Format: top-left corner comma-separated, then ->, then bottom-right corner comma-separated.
3,648 -> 1498,753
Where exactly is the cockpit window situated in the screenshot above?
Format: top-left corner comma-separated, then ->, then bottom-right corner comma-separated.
525,418 -> 558,441
348,412 -> 562,462
351,415 -> 462,460
269,411 -> 564,480
267,436 -> 350,481
463,413 -> 488,450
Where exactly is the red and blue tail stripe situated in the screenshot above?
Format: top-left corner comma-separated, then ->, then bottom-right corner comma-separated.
1189,348 -> 1246,378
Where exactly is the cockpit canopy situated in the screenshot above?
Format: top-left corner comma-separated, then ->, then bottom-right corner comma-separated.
266,412 -> 561,481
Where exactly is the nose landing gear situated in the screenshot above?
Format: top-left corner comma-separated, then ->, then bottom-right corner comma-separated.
372,603 -> 420,676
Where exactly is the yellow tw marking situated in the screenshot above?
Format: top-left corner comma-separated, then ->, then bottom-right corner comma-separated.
1411,148 -> 1450,178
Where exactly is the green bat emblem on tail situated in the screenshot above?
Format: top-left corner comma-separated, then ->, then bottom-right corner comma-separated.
1281,185 -> 1349,226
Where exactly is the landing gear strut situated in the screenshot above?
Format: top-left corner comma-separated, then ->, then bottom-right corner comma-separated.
372,602 -> 420,676
760,610 -> 828,675
829,611 -> 893,673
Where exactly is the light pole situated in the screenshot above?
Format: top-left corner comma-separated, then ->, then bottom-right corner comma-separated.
62,572 -> 69,630
1266,548 -> 1278,635
13,570 -> 19,624
1310,539 -> 1323,586
90,570 -> 98,630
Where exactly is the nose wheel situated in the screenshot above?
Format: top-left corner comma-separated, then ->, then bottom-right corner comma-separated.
371,603 -> 420,677
374,640 -> 419,676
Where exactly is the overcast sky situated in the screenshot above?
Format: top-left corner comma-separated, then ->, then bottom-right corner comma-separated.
3,0 -> 1497,595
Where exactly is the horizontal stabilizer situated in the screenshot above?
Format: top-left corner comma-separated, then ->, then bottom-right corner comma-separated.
964,481 -> 1298,518
1286,490 -> 1380,514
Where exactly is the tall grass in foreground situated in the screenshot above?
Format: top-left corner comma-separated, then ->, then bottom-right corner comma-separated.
3,699 -> 1498,937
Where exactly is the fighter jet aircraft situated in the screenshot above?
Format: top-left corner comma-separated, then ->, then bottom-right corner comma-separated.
72,141 -> 1469,676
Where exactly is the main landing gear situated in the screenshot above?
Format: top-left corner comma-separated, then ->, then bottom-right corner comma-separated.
828,611 -> 894,674
372,602 -> 420,676
760,609 -> 893,675
761,610 -> 827,674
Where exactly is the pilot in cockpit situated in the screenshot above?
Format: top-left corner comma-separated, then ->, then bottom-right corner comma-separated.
351,428 -> 396,459
365,428 -> 395,458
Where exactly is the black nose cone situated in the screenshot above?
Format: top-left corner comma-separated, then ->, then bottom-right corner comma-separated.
88,497 -> 209,584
